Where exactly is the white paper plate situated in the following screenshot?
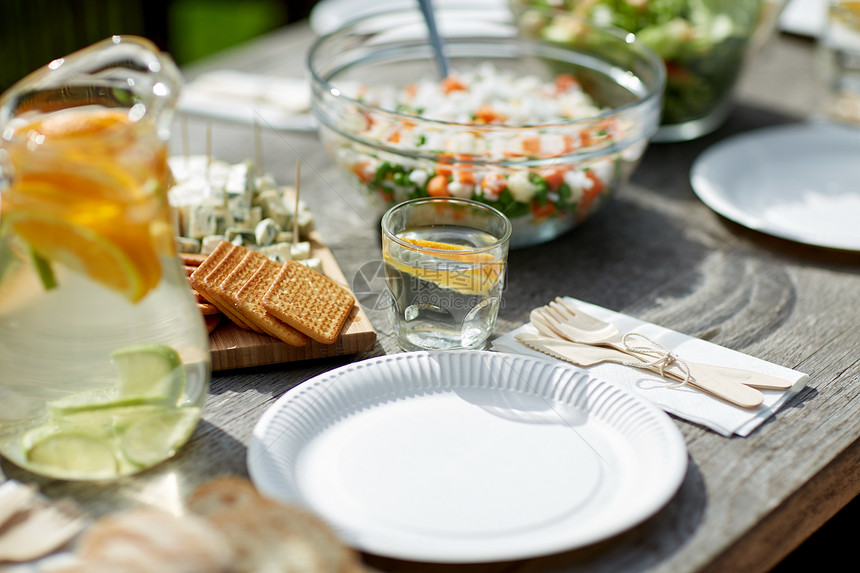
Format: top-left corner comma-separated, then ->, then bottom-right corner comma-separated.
248,351 -> 687,563
691,122 -> 860,251
779,0 -> 826,38
309,0 -> 509,36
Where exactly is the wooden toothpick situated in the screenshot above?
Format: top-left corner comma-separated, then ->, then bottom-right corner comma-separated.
293,158 -> 301,244
181,114 -> 189,165
253,115 -> 264,177
205,121 -> 212,183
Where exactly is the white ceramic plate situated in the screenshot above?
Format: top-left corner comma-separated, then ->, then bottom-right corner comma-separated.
691,122 -> 860,251
248,351 -> 687,563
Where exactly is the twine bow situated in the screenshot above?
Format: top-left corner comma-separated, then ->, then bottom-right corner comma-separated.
619,332 -> 691,388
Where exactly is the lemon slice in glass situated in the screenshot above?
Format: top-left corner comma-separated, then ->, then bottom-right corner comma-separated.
121,407 -> 202,467
385,237 -> 504,296
400,237 -> 473,251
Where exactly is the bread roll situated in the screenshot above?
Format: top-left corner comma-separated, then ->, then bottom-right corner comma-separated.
52,476 -> 363,573
188,475 -> 364,573
56,507 -> 233,573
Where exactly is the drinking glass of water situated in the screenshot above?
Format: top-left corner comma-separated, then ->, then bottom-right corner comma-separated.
819,0 -> 860,123
381,197 -> 511,351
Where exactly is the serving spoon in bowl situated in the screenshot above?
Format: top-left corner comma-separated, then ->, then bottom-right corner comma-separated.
417,0 -> 450,79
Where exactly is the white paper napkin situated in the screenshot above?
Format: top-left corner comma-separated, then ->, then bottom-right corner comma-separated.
178,70 -> 316,131
492,298 -> 809,437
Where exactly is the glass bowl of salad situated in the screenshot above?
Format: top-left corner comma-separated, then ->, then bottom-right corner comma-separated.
308,8 -> 665,248
513,0 -> 775,142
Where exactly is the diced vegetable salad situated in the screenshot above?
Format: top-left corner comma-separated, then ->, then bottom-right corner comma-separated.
326,63 -> 631,233
517,0 -> 763,125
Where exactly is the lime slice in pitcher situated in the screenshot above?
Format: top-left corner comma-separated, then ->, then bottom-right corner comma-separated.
51,402 -> 171,432
47,344 -> 185,425
111,344 -> 186,405
24,427 -> 118,479
49,388 -> 164,416
120,407 -> 201,467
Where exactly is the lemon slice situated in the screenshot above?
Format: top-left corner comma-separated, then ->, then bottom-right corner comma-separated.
24,427 -> 118,480
121,407 -> 201,467
384,238 -> 504,296
112,344 -> 185,405
384,256 -> 503,296
399,237 -> 498,264
400,237 -> 471,251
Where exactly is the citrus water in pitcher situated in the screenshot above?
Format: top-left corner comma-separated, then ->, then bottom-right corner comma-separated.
0,36 -> 211,480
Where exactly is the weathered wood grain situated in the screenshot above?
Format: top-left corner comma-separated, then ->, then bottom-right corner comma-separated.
3,22 -> 858,573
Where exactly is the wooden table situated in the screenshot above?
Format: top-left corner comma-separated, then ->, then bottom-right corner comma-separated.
3,22 -> 858,573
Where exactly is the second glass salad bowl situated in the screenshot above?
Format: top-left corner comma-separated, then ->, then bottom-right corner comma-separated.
514,0 -> 779,142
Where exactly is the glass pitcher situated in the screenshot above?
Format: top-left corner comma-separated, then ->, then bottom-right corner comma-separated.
0,36 -> 210,480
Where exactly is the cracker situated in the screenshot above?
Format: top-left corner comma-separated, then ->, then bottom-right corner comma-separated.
180,252 -> 208,267
204,314 -> 222,333
213,250 -> 269,306
188,242 -> 230,291
189,242 -> 252,331
262,261 -> 355,345
234,260 -> 308,347
190,287 -> 208,304
198,301 -> 220,315
202,244 -> 265,334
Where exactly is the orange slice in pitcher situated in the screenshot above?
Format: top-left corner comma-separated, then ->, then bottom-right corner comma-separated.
3,211 -> 157,302
2,108 -> 165,301
24,108 -> 135,139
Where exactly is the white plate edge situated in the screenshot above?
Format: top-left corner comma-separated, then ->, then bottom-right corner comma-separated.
690,122 -> 860,252
247,350 -> 689,562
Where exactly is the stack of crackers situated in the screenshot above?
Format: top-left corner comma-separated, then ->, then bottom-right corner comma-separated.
183,241 -> 355,347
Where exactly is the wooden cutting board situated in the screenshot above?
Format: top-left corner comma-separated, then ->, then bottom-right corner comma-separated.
207,231 -> 377,371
